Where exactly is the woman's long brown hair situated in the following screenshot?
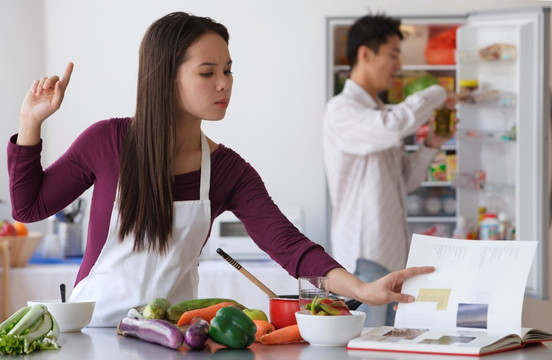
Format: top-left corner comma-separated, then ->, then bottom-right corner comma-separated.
118,12 -> 229,254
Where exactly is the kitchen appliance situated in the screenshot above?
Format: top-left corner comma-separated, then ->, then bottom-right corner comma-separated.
454,8 -> 550,299
327,7 -> 550,299
201,208 -> 303,261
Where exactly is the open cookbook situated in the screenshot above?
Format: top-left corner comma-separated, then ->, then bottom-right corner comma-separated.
346,234 -> 552,356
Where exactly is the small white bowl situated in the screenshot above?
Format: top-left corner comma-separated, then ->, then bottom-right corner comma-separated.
295,310 -> 366,346
27,299 -> 95,332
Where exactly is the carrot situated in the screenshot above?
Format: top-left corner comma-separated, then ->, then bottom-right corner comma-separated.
177,302 -> 234,326
260,324 -> 302,345
253,320 -> 275,342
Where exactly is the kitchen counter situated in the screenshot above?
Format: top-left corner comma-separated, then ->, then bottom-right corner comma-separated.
20,328 -> 552,360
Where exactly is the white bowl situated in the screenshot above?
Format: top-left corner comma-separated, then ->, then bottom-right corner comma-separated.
27,299 -> 95,332
295,310 -> 366,346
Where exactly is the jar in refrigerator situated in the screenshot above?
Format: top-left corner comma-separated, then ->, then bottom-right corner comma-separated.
479,213 -> 500,240
432,106 -> 455,137
459,79 -> 479,103
424,197 -> 442,215
406,194 -> 423,215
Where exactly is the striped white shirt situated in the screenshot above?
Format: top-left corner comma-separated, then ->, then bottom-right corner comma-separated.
323,79 -> 446,273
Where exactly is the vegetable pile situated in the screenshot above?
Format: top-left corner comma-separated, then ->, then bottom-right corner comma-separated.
118,297 -> 256,350
305,296 -> 352,316
118,296 -> 304,350
0,304 -> 60,355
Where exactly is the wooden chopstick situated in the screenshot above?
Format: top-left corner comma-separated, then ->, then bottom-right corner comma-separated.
216,248 -> 278,298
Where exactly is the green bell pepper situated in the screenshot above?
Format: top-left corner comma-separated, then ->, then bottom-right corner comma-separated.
208,306 -> 256,349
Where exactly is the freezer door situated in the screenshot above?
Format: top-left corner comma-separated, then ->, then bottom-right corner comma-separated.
457,7 -> 550,299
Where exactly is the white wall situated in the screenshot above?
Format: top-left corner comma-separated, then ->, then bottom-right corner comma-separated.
0,0 -> 44,225
3,0 -> 552,330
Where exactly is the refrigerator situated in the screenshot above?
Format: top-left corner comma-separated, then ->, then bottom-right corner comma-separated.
455,8 -> 550,300
326,6 -> 550,299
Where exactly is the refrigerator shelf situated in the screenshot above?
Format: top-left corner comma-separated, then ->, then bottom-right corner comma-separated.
457,49 -> 517,63
404,144 -> 457,152
333,65 -> 350,72
458,90 -> 516,108
407,216 -> 457,223
452,172 -> 515,195
453,184 -> 516,195
456,129 -> 516,143
420,181 -> 453,187
401,64 -> 456,71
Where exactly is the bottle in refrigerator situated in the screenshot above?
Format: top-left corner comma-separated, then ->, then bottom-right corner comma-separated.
498,212 -> 510,240
480,213 -> 500,240
458,79 -> 478,103
453,216 -> 467,239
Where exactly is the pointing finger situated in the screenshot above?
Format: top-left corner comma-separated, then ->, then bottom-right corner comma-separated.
60,62 -> 74,90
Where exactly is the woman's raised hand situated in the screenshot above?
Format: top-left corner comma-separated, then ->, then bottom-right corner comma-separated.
18,62 -> 74,145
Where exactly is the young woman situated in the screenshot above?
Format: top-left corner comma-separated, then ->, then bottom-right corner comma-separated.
8,12 -> 432,326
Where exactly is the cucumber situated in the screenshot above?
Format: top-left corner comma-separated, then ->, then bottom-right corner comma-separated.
142,298 -> 171,320
166,298 -> 246,323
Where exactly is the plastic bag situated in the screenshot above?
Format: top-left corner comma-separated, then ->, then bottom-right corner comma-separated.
424,26 -> 458,65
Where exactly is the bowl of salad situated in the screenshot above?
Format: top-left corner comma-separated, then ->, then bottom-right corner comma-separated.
295,297 -> 365,346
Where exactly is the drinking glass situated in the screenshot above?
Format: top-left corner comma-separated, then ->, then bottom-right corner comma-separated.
298,276 -> 329,310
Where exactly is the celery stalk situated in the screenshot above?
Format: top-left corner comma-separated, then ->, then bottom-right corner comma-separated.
24,312 -> 53,350
8,305 -> 47,336
0,306 -> 31,333
50,314 -> 60,340
0,305 -> 59,355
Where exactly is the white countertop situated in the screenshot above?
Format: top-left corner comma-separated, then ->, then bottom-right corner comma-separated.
17,327 -> 552,360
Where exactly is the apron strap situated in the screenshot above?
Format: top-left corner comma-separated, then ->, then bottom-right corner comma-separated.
199,132 -> 211,201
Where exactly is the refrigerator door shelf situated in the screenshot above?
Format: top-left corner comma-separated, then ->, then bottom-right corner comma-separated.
456,129 -> 516,143
457,7 -> 550,299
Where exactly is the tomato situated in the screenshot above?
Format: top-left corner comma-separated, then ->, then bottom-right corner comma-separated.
0,220 -> 17,236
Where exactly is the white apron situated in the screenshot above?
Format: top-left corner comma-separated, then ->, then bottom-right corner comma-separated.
71,133 -> 211,327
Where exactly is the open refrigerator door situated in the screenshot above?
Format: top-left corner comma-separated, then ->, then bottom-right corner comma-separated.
455,7 -> 550,299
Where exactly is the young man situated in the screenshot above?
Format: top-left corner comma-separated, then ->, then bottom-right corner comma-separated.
323,14 -> 454,326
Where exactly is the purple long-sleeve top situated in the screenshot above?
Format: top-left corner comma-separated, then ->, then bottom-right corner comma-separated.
8,117 -> 342,285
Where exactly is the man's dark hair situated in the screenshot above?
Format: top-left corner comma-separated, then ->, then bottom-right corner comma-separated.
346,14 -> 403,69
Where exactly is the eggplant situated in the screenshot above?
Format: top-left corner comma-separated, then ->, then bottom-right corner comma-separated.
117,317 -> 184,349
184,318 -> 209,349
